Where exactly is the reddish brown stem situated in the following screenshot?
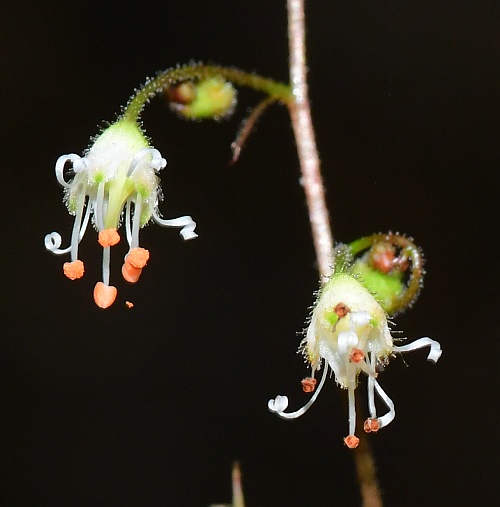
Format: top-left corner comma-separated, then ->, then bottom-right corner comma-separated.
287,1 -> 383,506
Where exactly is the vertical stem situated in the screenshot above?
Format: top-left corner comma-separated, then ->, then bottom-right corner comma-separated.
231,461 -> 245,507
286,1 -> 383,506
287,0 -> 333,279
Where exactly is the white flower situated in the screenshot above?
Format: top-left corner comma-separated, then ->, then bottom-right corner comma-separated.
269,271 -> 442,448
45,119 -> 197,308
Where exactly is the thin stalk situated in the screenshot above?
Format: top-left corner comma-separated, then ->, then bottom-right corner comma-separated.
287,0 -> 333,279
123,65 -> 292,123
286,1 -> 382,506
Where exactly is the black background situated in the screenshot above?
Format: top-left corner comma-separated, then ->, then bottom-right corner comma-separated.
0,1 -> 497,505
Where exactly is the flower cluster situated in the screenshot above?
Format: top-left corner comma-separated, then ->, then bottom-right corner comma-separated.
45,119 -> 197,308
268,246 -> 442,448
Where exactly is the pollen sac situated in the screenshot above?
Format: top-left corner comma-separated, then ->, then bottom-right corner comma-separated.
168,77 -> 237,120
45,118 -> 197,308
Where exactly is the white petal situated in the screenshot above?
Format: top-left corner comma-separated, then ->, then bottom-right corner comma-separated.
268,395 -> 289,413
338,330 -> 358,357
350,311 -> 370,327
393,337 -> 442,363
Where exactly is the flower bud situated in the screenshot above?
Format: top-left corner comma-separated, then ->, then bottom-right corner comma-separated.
169,77 -> 236,120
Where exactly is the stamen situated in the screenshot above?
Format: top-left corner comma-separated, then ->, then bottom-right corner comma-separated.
125,301 -> 134,309
301,377 -> 316,392
98,228 -> 120,247
95,181 -> 106,232
367,352 -> 377,419
334,302 -> 350,318
122,263 -> 142,284
125,199 -> 133,246
350,348 -> 364,363
152,210 -> 198,240
348,381 -> 356,436
70,185 -> 87,262
122,247 -> 150,283
268,361 -> 329,419
102,247 -> 111,286
126,247 -> 150,268
93,282 -> 117,309
364,418 -> 380,433
393,337 -> 442,363
130,194 -> 143,249
344,435 -> 360,449
63,260 -> 84,280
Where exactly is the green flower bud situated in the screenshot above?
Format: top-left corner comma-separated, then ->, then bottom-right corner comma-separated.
169,77 -> 236,120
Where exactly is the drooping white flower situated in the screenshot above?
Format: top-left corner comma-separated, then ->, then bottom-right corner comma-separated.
45,119 -> 197,308
268,259 -> 442,448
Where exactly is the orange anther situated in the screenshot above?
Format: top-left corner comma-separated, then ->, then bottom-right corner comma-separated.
122,262 -> 142,283
63,260 -> 84,280
363,418 -> 380,433
98,228 -> 120,247
344,435 -> 360,449
350,348 -> 365,363
301,377 -> 317,393
126,247 -> 149,268
334,303 -> 350,318
125,301 -> 134,309
93,282 -> 117,309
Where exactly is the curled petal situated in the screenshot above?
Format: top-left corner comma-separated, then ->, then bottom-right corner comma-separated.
45,232 -> 71,255
127,147 -> 166,177
152,211 -> 198,240
373,379 -> 395,429
393,337 -> 442,363
268,395 -> 289,413
55,153 -> 86,188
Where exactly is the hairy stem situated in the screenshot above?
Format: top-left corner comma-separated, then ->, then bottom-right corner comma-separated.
123,65 -> 292,123
287,0 -> 333,279
287,1 -> 382,506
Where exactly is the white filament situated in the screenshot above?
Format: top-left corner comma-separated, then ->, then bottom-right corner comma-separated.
130,194 -> 143,249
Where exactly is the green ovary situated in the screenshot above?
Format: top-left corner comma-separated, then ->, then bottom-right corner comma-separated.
104,177 -> 135,229
324,309 -> 339,327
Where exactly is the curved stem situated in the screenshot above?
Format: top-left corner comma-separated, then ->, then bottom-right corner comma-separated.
123,65 -> 293,123
287,1 -> 381,506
